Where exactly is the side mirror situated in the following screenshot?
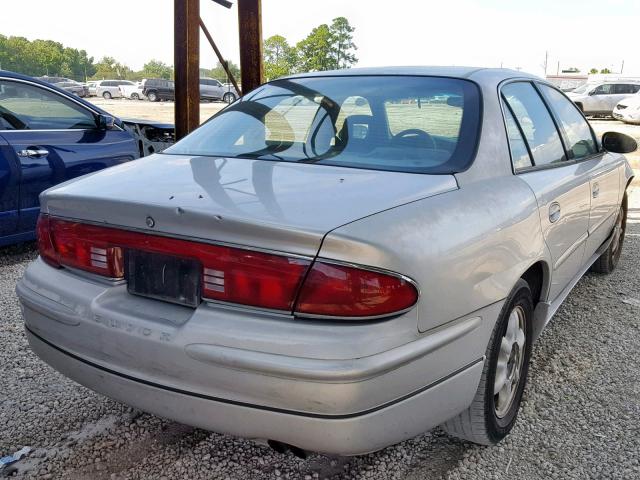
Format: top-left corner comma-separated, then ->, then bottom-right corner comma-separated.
588,90 -> 596,96
96,114 -> 116,130
602,131 -> 637,154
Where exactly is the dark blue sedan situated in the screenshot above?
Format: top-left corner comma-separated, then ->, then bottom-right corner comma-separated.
0,71 -> 141,246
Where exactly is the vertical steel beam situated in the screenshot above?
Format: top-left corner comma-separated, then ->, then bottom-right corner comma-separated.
237,0 -> 263,94
174,0 -> 200,139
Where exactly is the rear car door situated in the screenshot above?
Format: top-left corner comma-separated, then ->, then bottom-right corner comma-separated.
0,77 -> 137,238
501,81 -> 591,301
538,84 -> 623,258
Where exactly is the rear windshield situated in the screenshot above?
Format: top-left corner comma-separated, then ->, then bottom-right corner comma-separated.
164,75 -> 481,174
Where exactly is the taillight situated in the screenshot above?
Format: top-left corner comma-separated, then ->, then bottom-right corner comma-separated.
36,214 -> 59,268
36,215 -> 418,317
201,250 -> 310,310
294,261 -> 418,318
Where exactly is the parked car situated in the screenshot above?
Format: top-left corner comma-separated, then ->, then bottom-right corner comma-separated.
200,77 -> 237,103
54,81 -> 89,97
567,81 -> 640,115
0,70 -> 175,247
35,76 -> 75,85
142,78 -> 175,102
95,80 -> 136,99
0,70 -> 138,246
17,67 -> 635,456
612,94 -> 640,124
119,82 -> 145,100
86,81 -> 99,97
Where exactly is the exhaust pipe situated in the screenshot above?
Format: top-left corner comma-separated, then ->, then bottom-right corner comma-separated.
267,440 -> 308,459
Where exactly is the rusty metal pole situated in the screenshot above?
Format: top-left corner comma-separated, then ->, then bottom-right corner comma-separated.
199,18 -> 242,95
237,0 -> 263,94
174,0 -> 200,139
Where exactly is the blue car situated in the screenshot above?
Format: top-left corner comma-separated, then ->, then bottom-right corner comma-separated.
1,71 -> 143,247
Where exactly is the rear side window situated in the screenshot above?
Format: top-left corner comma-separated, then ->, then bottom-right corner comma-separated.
539,84 -> 597,159
614,84 -> 640,94
502,82 -> 566,167
503,107 -> 533,171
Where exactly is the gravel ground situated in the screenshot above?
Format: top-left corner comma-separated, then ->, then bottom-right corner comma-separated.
1,186 -> 639,478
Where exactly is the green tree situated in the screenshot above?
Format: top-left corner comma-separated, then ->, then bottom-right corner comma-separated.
296,24 -> 333,72
589,68 -> 598,74
207,61 -> 240,83
140,59 -> 173,79
329,17 -> 357,69
264,35 -> 297,80
600,68 -> 611,74
92,56 -> 132,79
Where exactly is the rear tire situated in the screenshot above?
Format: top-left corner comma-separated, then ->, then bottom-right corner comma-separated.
442,279 -> 533,445
591,195 -> 627,274
102,91 -> 112,99
131,93 -> 140,100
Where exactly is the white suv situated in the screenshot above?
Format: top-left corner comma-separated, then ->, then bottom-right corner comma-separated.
95,80 -> 136,99
567,81 -> 640,115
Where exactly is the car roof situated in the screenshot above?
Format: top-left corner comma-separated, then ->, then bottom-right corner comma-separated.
281,66 -> 540,83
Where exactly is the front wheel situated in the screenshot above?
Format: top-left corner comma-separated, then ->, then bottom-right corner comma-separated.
443,278 -> 533,445
591,195 -> 627,274
147,91 -> 158,102
223,92 -> 236,103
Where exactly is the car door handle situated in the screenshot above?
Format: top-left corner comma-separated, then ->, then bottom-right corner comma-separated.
592,183 -> 600,198
549,202 -> 561,223
18,148 -> 49,158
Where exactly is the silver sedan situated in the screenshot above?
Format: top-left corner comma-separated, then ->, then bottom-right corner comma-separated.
17,67 -> 636,456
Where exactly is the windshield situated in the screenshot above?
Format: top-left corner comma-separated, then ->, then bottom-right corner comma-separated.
571,84 -> 591,94
164,75 -> 481,174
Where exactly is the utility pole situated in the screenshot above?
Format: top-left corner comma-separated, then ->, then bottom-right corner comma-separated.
621,60 -> 625,74
544,51 -> 548,76
174,0 -> 200,140
237,0 -> 264,94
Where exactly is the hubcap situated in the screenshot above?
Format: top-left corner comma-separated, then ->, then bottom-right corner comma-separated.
494,306 -> 526,418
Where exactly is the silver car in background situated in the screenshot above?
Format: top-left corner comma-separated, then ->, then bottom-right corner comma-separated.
567,81 -> 640,115
18,67 -> 636,456
200,77 -> 238,103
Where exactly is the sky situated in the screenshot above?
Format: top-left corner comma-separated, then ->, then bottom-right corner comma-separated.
1,0 -> 639,77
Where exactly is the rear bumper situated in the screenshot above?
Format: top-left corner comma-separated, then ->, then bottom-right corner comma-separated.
17,258 -> 497,454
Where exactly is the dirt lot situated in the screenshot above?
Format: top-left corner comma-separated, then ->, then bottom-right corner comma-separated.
1,106 -> 639,479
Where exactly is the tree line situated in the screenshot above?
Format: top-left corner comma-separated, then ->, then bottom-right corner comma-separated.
0,17 -> 356,83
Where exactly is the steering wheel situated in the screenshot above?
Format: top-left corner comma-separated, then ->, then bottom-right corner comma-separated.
393,128 -> 436,149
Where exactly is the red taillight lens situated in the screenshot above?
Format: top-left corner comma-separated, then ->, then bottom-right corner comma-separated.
36,215 -> 311,311
294,261 -> 418,318
36,214 -> 59,268
201,250 -> 310,310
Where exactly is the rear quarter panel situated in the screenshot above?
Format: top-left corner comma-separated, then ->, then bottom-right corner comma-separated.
319,175 -> 549,332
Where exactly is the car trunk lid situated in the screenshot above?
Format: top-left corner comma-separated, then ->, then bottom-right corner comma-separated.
41,154 -> 458,256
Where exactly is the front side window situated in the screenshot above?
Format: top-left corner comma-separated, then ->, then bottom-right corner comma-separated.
165,76 -> 481,174
0,80 -> 96,130
502,82 -> 566,167
539,84 -> 597,159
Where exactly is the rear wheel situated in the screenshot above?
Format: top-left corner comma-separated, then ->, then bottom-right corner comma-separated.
131,93 -> 140,100
591,195 -> 627,274
102,91 -> 112,99
443,279 -> 533,445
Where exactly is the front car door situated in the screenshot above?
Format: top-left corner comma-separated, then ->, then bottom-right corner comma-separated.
537,84 -> 623,258
0,77 -> 137,239
0,133 -> 20,243
501,81 -> 591,301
